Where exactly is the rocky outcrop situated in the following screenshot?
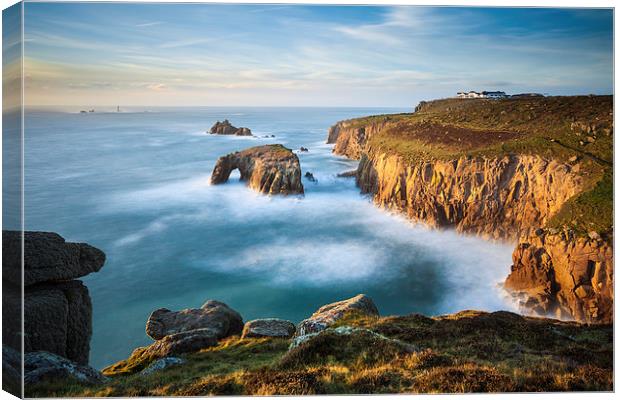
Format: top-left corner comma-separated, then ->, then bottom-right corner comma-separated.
3,231 -> 105,286
326,118 -> 391,159
210,144 -> 304,195
146,300 -> 243,340
2,231 -> 105,365
297,294 -> 379,336
104,300 -> 243,376
505,230 -> 613,324
242,319 -> 296,339
209,120 -> 252,136
24,351 -> 107,386
356,153 -> 585,240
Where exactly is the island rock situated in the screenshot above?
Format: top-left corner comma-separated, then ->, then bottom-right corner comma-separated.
209,120 -> 252,136
210,144 -> 304,195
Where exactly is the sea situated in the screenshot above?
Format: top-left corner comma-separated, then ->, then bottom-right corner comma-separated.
18,107 -> 516,369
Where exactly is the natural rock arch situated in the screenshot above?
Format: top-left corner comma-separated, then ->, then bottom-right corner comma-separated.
211,145 -> 304,195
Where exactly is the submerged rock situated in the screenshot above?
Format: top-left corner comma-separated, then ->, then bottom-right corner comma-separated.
211,144 -> 304,195
24,351 -> 107,386
297,294 -> 379,336
299,147 -> 309,152
209,120 -> 252,136
242,319 -> 296,339
146,300 -> 243,340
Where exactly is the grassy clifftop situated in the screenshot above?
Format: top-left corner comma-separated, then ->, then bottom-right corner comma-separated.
354,96 -> 613,236
28,310 -> 612,396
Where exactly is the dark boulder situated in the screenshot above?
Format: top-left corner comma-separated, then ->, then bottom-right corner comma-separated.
241,318 -> 296,339
3,231 -> 105,286
24,351 -> 107,386
146,300 -> 243,340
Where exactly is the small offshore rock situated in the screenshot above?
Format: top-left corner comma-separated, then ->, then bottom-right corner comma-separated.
241,318 -> 296,339
299,147 -> 309,152
209,119 -> 252,136
304,172 -> 317,183
146,300 -> 243,340
140,357 -> 184,376
296,294 -> 379,336
24,351 -> 107,386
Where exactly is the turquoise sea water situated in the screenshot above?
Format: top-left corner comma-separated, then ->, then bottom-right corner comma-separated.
23,107 -> 516,369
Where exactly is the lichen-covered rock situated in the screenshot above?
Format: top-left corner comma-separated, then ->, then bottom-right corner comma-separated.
242,318 -> 296,339
146,300 -> 243,340
505,230 -> 613,323
140,357 -> 185,376
209,120 -> 252,136
3,231 -> 105,286
24,351 -> 107,386
210,144 -> 304,195
297,294 -> 379,336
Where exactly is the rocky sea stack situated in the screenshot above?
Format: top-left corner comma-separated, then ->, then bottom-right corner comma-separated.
209,120 -> 252,136
211,144 -> 304,195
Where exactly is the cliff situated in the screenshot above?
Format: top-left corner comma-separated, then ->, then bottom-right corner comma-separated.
26,295 -> 612,396
329,96 -> 613,323
211,144 -> 304,195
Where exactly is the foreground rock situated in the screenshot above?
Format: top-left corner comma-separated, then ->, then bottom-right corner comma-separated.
2,231 -> 105,365
3,230 -> 105,287
209,120 -> 252,136
25,351 -> 107,386
211,144 -> 304,195
505,229 -> 613,324
297,294 -> 379,336
242,319 -> 296,339
146,300 -> 243,340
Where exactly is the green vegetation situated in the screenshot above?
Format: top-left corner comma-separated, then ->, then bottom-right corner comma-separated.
358,96 -> 613,236
27,310 -> 612,396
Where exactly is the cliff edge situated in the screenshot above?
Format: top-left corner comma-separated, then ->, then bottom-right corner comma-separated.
327,96 -> 613,323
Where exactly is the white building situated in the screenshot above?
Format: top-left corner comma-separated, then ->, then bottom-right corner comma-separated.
456,90 -> 507,99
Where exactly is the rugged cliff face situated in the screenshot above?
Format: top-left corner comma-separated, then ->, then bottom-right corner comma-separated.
211,144 -> 304,195
505,230 -> 613,324
327,118 -> 391,159
328,96 -> 613,323
356,152 -> 585,240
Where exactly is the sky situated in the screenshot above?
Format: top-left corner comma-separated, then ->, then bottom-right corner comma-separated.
17,3 -> 614,107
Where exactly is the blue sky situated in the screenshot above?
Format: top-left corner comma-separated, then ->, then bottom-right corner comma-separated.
21,3 -> 613,107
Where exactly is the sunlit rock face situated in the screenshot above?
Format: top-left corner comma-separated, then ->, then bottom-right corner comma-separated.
505,230 -> 613,324
211,144 -> 304,196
